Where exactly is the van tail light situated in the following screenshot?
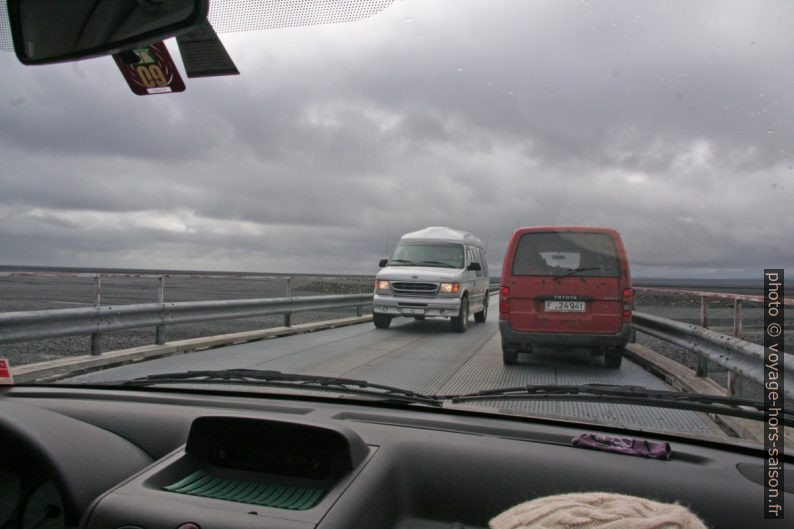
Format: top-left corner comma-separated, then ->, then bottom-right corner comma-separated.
499,286 -> 510,319
622,288 -> 633,322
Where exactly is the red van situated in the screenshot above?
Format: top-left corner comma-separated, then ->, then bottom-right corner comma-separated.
499,226 -> 632,368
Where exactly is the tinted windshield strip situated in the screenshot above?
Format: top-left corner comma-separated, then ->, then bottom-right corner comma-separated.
391,243 -> 464,269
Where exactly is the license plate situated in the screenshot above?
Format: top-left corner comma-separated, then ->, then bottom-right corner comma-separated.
544,300 -> 586,312
402,308 -> 424,315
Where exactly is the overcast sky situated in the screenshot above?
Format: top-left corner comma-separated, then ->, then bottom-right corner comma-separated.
1,0 -> 792,278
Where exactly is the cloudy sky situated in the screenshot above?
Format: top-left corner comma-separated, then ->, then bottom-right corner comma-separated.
1,0 -> 792,278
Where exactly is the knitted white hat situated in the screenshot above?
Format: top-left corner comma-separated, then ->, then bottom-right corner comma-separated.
490,492 -> 708,529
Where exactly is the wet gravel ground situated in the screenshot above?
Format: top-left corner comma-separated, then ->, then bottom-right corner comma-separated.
1,277 -> 790,407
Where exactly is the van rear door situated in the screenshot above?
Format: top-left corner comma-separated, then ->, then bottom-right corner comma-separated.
506,231 -> 623,334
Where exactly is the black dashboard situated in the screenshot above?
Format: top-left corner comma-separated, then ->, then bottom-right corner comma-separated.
1,385 -> 791,529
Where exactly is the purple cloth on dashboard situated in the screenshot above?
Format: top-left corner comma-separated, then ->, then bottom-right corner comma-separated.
571,433 -> 671,460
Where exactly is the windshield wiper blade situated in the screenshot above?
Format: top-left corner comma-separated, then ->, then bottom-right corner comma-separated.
387,259 -> 415,266
445,384 -> 793,425
552,267 -> 602,281
111,369 -> 441,406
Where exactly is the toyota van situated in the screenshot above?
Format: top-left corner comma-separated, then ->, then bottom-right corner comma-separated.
499,226 -> 632,367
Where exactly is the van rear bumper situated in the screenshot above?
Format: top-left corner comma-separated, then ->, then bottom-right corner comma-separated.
499,321 -> 632,349
374,294 -> 461,318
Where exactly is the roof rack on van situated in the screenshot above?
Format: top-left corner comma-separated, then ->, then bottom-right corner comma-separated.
400,227 -> 484,248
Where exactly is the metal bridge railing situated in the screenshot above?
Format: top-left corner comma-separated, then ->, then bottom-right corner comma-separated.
1,269 -> 377,354
634,287 -> 792,396
0,294 -> 374,355
632,311 -> 792,399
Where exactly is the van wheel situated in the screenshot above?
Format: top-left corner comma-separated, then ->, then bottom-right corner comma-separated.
474,296 -> 488,323
373,313 -> 392,329
502,342 -> 518,365
451,296 -> 469,333
604,347 -> 623,368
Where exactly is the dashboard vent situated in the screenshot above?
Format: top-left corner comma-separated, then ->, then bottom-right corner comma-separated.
164,470 -> 326,510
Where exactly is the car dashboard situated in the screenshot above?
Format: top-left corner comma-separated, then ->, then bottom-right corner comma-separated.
0,385 -> 790,529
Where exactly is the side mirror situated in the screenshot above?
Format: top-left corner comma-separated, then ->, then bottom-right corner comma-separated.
378,259 -> 388,267
467,262 -> 482,272
9,0 -> 209,65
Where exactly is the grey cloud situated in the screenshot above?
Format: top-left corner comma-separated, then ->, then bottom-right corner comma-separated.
1,0 -> 793,276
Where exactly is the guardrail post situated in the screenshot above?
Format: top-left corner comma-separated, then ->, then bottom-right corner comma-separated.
356,278 -> 363,316
732,299 -> 742,337
155,275 -> 166,345
90,275 -> 103,355
727,300 -> 743,397
284,277 -> 292,327
695,296 -> 708,377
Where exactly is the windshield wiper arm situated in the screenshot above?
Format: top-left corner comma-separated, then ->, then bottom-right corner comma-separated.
110,369 -> 441,406
552,267 -> 602,281
387,259 -> 415,266
418,260 -> 456,268
445,384 -> 793,425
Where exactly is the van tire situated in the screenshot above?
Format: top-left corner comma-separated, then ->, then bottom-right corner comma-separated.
502,342 -> 518,365
474,296 -> 488,323
451,296 -> 469,333
604,347 -> 623,368
373,313 -> 392,329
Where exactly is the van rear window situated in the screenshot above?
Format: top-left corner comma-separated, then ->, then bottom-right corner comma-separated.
511,232 -> 621,277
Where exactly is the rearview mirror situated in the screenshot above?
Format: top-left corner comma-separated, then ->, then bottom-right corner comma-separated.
8,0 -> 209,65
378,259 -> 388,268
467,262 -> 482,272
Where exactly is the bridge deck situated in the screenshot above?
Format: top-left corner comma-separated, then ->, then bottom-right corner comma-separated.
71,318 -> 719,437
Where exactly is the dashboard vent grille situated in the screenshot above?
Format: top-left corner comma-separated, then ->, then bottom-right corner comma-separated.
164,470 -> 326,510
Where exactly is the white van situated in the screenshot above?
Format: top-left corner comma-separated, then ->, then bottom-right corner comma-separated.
373,227 -> 490,332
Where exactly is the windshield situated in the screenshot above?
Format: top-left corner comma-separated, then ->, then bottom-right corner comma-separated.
0,0 -> 791,448
390,243 -> 464,269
